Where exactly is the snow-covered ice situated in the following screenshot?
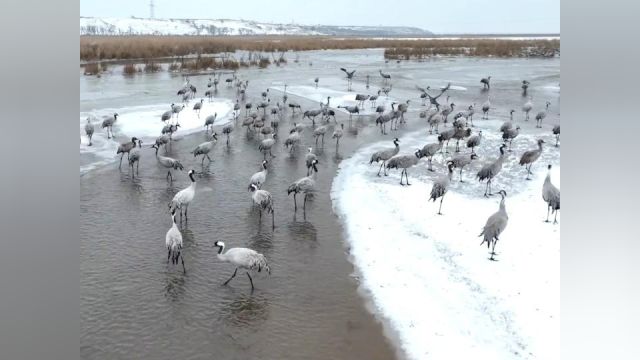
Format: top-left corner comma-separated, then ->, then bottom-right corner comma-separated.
80,98 -> 233,174
332,129 -> 559,360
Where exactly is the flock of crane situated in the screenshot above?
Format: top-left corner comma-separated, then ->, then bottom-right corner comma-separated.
82,64 -> 560,288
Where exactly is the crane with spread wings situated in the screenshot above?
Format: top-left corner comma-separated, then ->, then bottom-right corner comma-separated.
416,83 -> 451,111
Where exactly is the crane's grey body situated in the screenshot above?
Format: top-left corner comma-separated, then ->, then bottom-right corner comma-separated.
500,121 -> 513,133
249,161 -> 269,190
340,67 -> 356,91
127,140 -> 143,176
477,144 -> 507,196
450,153 -> 479,182
249,184 -> 275,229
116,137 -> 139,169
438,128 -> 456,154
259,135 -> 276,159
452,127 -> 472,152
166,211 -> 186,273
305,148 -> 318,176
421,136 -> 444,171
215,241 -> 271,290
466,130 -> 482,154
429,162 -> 454,214
101,113 -> 118,139
369,138 -> 400,176
536,102 -> 551,128
161,110 -> 172,123
313,125 -> 328,145
482,98 -> 491,119
542,164 -> 560,224
501,125 -> 521,151
193,99 -> 204,117
85,118 -> 95,146
284,130 -> 301,152
303,108 -> 323,125
479,190 -> 508,261
480,76 -> 491,89
386,149 -> 423,186
191,132 -> 218,164
151,144 -> 184,181
221,122 -> 234,146
288,160 -> 318,211
552,125 -> 560,147
204,113 -> 217,132
332,124 -> 344,150
519,139 -> 545,180
428,111 -> 443,134
169,170 -> 197,222
522,97 -> 533,121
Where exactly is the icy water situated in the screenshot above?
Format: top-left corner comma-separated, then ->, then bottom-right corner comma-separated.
81,49 -> 559,359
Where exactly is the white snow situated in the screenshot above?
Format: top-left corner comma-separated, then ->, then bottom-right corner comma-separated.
80,98 -> 233,173
332,129 -> 559,360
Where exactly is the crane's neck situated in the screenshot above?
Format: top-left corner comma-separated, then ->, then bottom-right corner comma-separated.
538,142 -> 544,151
499,197 -> 506,213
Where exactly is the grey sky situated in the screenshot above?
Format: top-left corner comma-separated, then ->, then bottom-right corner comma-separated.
80,0 -> 559,34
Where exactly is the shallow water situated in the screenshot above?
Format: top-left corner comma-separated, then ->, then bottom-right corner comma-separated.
81,49 -> 559,359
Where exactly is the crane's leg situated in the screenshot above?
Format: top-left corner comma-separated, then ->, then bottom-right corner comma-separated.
406,170 -> 411,186
271,210 -> 275,230
484,180 -> 490,197
546,205 -> 551,222
119,154 -> 123,168
180,252 -> 186,273
377,162 -> 384,176
167,248 -> 171,263
384,161 -> 389,176
293,193 -> 297,211
555,135 -> 559,147
399,169 -> 405,185
223,268 -> 238,285
554,210 -> 558,224
428,158 -> 434,172
137,162 -> 139,174
201,155 -> 205,165
489,239 -> 499,261
460,168 -> 464,182
246,272 -> 254,290
184,205 -> 188,221
438,195 -> 444,215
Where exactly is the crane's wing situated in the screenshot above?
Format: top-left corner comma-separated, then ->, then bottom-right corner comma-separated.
416,85 -> 427,93
340,68 -> 348,74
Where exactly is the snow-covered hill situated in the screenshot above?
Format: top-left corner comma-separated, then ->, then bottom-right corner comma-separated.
80,17 -> 432,36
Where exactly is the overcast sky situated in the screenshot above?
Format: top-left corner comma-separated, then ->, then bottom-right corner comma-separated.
80,0 -> 559,34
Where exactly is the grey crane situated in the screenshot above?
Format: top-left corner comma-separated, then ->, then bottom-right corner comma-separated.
552,125 -> 560,147
215,241 -> 271,290
249,184 -> 275,229
252,116 -> 265,133
450,153 -> 479,182
428,110 -> 444,134
314,77 -> 319,88
379,69 -> 391,84
421,135 -> 444,171
257,99 -> 271,116
340,67 -> 356,91
500,121 -> 513,133
370,138 -> 400,176
376,112 -> 394,135
429,161 -> 454,214
171,103 -> 185,120
542,164 -> 560,224
161,110 -> 172,123
101,113 -> 118,139
477,144 -> 507,197
284,130 -> 301,153
481,97 -> 491,119
290,122 -> 304,134
84,118 -> 94,146
381,84 -> 393,97
151,144 -> 184,182
522,80 -> 530,96
153,134 -> 171,152
192,99 -> 204,117
480,75 -> 492,90
386,149 -> 423,186
303,108 -> 323,126
313,125 -> 328,145
509,109 -> 515,121
369,90 -> 381,108
441,103 -> 456,126
287,159 -> 318,211
128,139 -> 143,176
249,160 -> 269,190
417,83 -> 450,110
166,210 -> 186,273
161,123 -> 181,140
501,125 -> 521,151
479,189 -> 508,261
354,94 -> 370,108
522,97 -> 533,121
397,100 -> 410,124
116,137 -> 139,169
204,113 -> 217,132
467,103 -> 476,126
519,139 -> 545,180
452,127 -> 472,152
260,125 -> 274,138
332,123 -> 344,150
466,130 -> 482,155
168,169 -> 197,222
288,102 -> 301,115
261,88 -> 270,100
259,134 -> 276,159
338,105 -> 360,125
191,132 -> 218,164
536,101 -> 551,128
270,118 -> 279,133
207,77 -> 214,88
305,148 -> 318,176
438,128 -> 457,154
222,122 -> 234,146
244,102 -> 253,116
242,116 -> 255,133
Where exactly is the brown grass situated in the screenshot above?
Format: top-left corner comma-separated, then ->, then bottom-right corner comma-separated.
83,63 -> 101,75
123,63 -> 138,75
144,61 -> 162,72
80,36 -> 560,61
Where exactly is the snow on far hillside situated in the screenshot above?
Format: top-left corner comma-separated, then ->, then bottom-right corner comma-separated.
80,17 -> 432,36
